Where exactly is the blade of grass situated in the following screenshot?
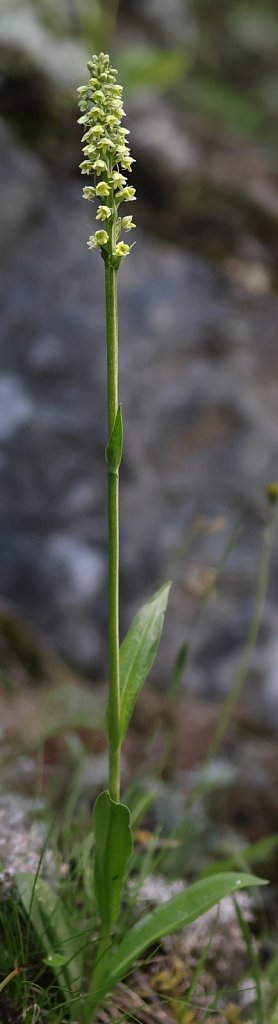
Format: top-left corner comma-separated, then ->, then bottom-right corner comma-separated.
178,907 -> 220,1024
207,500 -> 278,763
233,896 -> 264,1024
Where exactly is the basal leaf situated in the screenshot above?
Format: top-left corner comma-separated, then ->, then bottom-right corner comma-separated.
16,872 -> 82,996
91,872 -> 267,1006
118,582 -> 171,743
94,791 -> 132,932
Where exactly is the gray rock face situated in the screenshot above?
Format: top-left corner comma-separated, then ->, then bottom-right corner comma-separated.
122,0 -> 195,46
0,119 -> 48,259
0,136 -> 278,718
0,794 -> 54,895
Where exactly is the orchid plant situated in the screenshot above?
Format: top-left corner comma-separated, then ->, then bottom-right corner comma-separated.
14,52 -> 268,1024
76,53 -> 266,1021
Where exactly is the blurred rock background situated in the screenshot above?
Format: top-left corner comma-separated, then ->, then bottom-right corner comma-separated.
0,0 -> 278,730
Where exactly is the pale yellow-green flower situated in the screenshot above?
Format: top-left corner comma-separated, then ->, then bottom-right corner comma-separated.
96,181 -> 110,197
96,206 -> 112,221
115,187 -> 136,204
83,186 -> 95,200
121,216 -> 136,231
111,172 -> 126,188
113,242 -> 130,258
87,230 -> 109,250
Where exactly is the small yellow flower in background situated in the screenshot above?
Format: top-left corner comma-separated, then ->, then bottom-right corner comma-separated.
267,482 -> 278,505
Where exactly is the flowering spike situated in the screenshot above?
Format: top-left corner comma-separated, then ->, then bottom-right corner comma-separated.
78,52 -> 136,267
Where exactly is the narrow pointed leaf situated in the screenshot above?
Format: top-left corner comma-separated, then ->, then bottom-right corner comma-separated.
0,965 -> 27,993
16,873 -> 82,995
118,582 -> 172,743
92,872 -> 267,1005
168,641 -> 188,698
94,791 -> 132,932
105,405 -> 123,473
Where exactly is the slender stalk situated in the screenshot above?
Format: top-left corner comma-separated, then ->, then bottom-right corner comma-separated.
78,50 -> 136,798
105,240 -> 121,802
78,54 -> 137,1018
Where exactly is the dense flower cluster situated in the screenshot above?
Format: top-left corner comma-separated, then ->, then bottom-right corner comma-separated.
77,52 -> 136,264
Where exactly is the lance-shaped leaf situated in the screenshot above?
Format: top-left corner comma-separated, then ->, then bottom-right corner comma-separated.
105,405 -> 123,473
16,873 -> 82,996
89,871 -> 267,1008
118,582 -> 171,743
94,790 -> 132,932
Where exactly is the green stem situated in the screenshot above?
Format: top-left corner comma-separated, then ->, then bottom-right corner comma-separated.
85,924 -> 111,1022
105,253 -> 121,803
